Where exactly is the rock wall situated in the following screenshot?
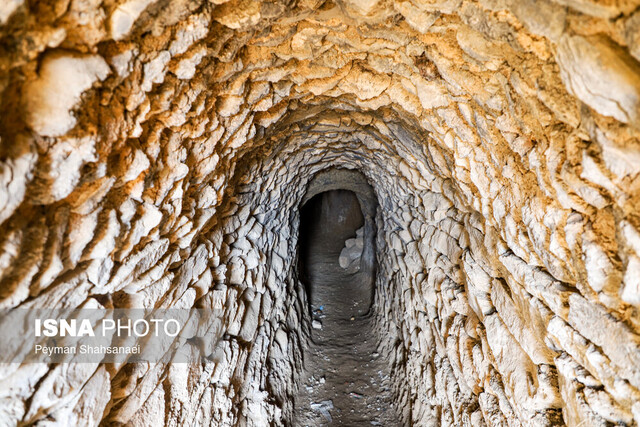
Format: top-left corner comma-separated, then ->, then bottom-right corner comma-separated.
1,0 -> 640,425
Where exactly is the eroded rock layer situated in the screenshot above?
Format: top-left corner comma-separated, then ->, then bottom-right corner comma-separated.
1,0 -> 640,425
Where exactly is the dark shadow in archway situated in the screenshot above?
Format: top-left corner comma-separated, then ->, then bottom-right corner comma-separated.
293,170 -> 399,426
299,190 -> 365,311
297,169 -> 377,317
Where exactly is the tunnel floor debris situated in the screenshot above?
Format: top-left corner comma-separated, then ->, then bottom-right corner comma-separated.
294,225 -> 400,426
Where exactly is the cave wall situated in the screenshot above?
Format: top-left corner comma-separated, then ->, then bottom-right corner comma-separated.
1,0 -> 640,425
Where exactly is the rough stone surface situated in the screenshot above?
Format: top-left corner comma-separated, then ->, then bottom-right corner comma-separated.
23,53 -> 110,137
556,34 -> 640,125
1,0 -> 640,425
339,226 -> 364,272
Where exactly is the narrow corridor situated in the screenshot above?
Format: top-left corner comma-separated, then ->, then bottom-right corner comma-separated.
294,191 -> 400,426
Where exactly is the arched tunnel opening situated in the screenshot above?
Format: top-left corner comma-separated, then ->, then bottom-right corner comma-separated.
295,178 -> 393,424
298,189 -> 367,312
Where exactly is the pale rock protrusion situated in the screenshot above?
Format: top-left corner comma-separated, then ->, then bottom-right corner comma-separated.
596,132 -> 640,179
625,11 -> 640,62
407,0 -> 462,14
579,152 -> 617,195
556,35 -> 640,126
173,47 -> 208,80
110,48 -> 136,78
339,227 -> 364,271
552,0 -> 636,18
274,328 -> 288,353
44,366 -> 111,427
168,13 -> 210,56
582,236 -> 619,294
110,0 -> 159,40
22,363 -> 100,424
622,256 -> 640,305
0,0 -> 22,24
567,293 -> 640,388
0,364 -> 49,425
85,210 -> 120,261
66,210 -> 100,267
394,2 -> 440,33
584,386 -> 634,425
556,353 -> 607,426
290,28 -> 330,61
141,51 -> 171,92
338,64 -> 391,100
456,26 -> 503,69
413,78 -> 449,110
342,0 -> 382,15
483,314 -> 549,417
239,295 -> 261,341
32,136 -> 97,204
244,248 -> 260,270
126,381 -> 166,426
508,0 -> 566,41
491,278 -> 555,365
121,149 -> 150,183
387,77 -> 423,116
0,152 -> 37,226
23,53 -> 111,137
228,259 -> 246,285
622,221 -> 640,255
115,202 -> 163,262
212,0 -> 261,29
217,95 -> 244,117
547,316 -> 610,387
108,239 -> 169,295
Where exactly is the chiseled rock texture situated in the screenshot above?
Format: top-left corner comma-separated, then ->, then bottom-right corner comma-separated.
1,0 -> 640,425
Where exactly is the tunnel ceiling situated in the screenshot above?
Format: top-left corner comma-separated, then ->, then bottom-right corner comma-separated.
1,0 -> 640,425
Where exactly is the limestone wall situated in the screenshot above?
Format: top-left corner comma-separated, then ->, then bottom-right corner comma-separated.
1,0 -> 640,425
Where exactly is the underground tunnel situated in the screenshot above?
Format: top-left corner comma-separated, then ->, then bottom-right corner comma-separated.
298,189 -> 368,309
1,0 -> 640,425
295,174 -> 391,424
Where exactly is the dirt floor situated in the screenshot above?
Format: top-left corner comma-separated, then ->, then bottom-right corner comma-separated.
293,209 -> 401,426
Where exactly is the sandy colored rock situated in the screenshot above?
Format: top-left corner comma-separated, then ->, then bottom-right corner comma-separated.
556,34 -> 640,125
1,0 -> 640,425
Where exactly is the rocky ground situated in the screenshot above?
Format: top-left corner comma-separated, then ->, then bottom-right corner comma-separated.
294,218 -> 400,426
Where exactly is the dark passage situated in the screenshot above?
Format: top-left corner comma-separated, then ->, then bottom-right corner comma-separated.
298,190 -> 366,311
294,190 -> 399,426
